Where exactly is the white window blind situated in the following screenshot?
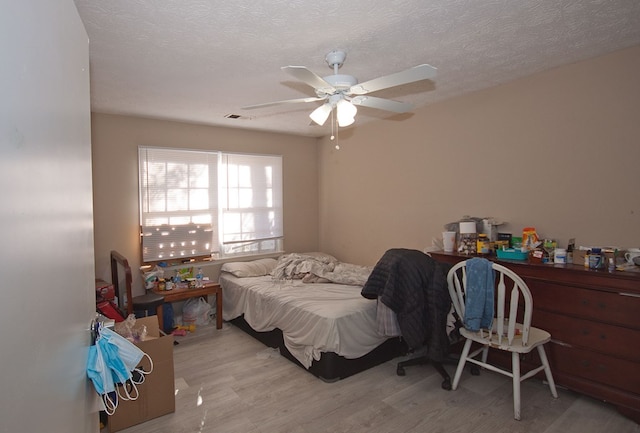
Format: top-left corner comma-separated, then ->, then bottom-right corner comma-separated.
219,153 -> 283,256
138,146 -> 283,263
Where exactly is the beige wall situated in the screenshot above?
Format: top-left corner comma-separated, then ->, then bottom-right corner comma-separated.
91,114 -> 319,293
318,45 -> 640,266
92,45 -> 640,286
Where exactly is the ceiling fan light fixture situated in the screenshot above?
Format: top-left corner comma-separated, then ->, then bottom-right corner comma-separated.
309,103 -> 332,126
336,99 -> 357,127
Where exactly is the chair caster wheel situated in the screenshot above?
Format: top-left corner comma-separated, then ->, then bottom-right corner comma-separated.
441,378 -> 452,390
397,366 -> 406,376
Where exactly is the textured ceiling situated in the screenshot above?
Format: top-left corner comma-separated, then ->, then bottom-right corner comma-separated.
74,0 -> 640,137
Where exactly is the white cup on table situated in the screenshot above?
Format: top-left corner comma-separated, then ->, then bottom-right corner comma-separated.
442,231 -> 456,253
624,248 -> 640,264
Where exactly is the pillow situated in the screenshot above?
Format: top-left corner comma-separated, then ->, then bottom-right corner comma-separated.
221,258 -> 278,278
300,252 -> 338,263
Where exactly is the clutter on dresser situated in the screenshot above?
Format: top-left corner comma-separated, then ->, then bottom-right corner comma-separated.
438,217 -> 635,272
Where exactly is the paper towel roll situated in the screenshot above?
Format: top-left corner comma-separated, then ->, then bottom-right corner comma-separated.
459,221 -> 477,234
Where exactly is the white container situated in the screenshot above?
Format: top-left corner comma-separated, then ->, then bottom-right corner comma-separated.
459,221 -> 477,234
554,248 -> 567,264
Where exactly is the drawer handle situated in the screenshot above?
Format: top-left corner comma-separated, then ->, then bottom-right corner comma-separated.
620,292 -> 640,298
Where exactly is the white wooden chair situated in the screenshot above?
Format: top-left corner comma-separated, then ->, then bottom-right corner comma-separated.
447,260 -> 558,420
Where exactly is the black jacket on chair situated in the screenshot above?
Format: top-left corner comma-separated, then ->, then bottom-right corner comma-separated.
361,248 -> 451,362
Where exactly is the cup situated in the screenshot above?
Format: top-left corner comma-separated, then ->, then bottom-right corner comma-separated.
624,248 -> 640,264
442,231 -> 456,253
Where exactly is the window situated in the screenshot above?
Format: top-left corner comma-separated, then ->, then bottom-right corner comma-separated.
138,147 -> 283,263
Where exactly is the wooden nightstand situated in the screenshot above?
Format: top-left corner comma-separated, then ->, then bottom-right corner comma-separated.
152,281 -> 222,329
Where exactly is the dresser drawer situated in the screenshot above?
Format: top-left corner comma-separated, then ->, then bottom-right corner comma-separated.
528,280 -> 640,329
549,343 -> 640,395
533,310 -> 640,362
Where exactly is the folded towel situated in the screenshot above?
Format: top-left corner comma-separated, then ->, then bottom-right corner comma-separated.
464,258 -> 495,331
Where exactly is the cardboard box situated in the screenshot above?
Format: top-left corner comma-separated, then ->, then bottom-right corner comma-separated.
108,316 -> 175,432
572,249 -> 624,266
95,279 -> 115,301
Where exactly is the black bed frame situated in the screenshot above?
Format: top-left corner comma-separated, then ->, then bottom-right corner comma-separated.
229,315 -> 407,382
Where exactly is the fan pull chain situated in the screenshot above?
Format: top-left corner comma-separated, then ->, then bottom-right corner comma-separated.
330,110 -> 340,150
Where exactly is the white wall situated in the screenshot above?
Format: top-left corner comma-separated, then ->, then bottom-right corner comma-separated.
0,2 -> 97,432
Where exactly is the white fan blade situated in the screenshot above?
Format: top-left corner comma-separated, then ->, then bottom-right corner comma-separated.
242,96 -> 325,110
282,66 -> 336,94
350,96 -> 413,113
348,64 -> 437,95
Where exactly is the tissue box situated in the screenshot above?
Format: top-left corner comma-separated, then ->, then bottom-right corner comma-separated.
572,249 -> 622,265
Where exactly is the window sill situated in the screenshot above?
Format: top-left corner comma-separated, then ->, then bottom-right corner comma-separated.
141,251 -> 283,272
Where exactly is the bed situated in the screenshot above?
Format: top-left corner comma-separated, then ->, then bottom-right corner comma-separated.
219,253 -> 406,381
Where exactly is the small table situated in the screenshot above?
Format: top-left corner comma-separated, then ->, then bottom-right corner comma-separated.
152,281 -> 222,329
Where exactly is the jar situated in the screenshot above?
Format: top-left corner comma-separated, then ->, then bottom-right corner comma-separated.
459,233 -> 477,254
477,234 -> 491,254
458,221 -> 477,255
589,248 -> 604,269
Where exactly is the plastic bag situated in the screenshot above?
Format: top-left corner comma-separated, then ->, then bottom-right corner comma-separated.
114,314 -> 148,342
182,297 -> 212,326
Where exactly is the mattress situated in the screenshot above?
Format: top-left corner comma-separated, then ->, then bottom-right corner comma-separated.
220,273 -> 392,369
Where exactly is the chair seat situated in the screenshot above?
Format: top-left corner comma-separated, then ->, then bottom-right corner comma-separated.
132,292 -> 165,310
460,325 -> 551,353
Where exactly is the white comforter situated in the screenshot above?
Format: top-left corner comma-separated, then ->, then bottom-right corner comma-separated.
220,273 -> 388,368
270,252 -> 373,286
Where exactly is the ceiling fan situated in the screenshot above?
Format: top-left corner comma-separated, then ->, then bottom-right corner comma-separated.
242,50 -> 437,127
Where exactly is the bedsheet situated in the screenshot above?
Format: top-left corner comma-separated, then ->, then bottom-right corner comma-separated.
220,273 -> 389,368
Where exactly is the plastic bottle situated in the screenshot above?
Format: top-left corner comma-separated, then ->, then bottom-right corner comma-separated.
554,248 -> 567,264
477,234 -> 491,254
522,227 -> 539,251
195,267 -> 204,288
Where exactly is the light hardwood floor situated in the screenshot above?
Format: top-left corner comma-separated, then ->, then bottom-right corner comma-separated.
115,323 -> 639,433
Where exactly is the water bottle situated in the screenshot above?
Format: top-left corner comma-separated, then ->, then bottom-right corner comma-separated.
173,270 -> 180,285
195,268 -> 204,288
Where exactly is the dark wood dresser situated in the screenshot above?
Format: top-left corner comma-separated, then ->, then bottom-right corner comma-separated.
430,251 -> 640,423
